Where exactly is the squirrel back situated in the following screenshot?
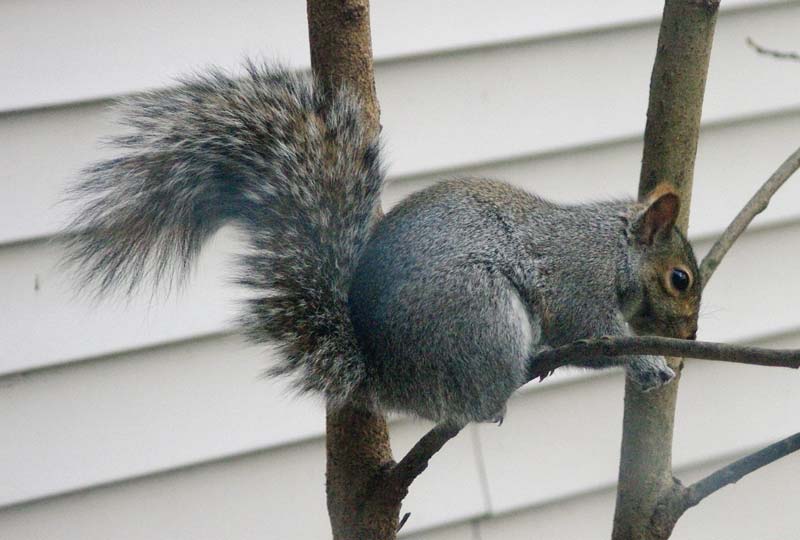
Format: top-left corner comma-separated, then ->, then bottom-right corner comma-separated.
63,63 -> 384,407
64,64 -> 701,425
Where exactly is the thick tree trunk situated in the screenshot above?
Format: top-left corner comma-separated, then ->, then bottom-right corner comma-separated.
306,1 -> 399,539
612,1 -> 720,539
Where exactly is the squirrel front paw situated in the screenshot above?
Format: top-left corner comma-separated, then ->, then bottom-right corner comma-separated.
626,356 -> 675,392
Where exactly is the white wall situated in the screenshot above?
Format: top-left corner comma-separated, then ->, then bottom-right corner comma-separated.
2,1 -> 799,538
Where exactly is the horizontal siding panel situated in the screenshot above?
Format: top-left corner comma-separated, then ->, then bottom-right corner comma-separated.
670,446 -> 800,539
0,336 -> 324,508
392,423 -> 489,534
0,229 -> 243,376
3,214 -> 798,376
477,332 -> 800,514
377,3 -> 800,177
389,109 -> 800,241
3,4 -> 800,245
477,478 -> 615,540
673,331 -> 800,468
473,452 -> 800,539
404,522 -> 478,540
0,101 -> 118,244
0,438 -> 333,540
477,370 -> 626,514
1,0 -> 312,114
0,0 -> 776,113
0,421 -> 486,539
696,220 -> 800,343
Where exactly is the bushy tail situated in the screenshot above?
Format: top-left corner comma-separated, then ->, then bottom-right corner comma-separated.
63,62 -> 386,406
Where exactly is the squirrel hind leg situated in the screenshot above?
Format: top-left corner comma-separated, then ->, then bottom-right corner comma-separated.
353,264 -> 533,424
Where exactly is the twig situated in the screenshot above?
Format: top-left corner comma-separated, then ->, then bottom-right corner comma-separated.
387,423 -> 464,493
746,37 -> 800,62
683,431 -> 800,508
397,512 -> 411,532
700,145 -> 800,285
528,336 -> 800,382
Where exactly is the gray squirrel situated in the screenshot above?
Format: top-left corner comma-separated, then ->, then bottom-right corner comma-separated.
64,63 -> 701,425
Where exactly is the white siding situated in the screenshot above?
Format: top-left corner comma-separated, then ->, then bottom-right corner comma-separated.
470,451 -> 800,540
0,0 -> 776,113
2,1 -> 800,539
4,3 -> 800,245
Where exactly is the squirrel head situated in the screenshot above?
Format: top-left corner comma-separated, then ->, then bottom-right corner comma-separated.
624,186 -> 701,340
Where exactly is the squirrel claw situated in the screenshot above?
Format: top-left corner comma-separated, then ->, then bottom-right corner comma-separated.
535,368 -> 556,383
536,368 -> 557,382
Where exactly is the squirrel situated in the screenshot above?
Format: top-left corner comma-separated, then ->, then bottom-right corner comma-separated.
63,63 -> 701,426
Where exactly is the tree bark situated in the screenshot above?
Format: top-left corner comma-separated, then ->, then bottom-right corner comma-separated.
306,1 -> 398,539
612,1 -> 720,539
308,0 -> 380,134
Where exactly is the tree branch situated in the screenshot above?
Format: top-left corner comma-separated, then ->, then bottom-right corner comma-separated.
746,37 -> 800,63
387,423 -> 464,494
683,431 -> 800,509
528,336 -> 800,383
700,145 -> 800,285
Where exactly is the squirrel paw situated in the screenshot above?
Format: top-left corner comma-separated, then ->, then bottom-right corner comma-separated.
631,365 -> 675,392
481,405 -> 507,426
627,356 -> 675,392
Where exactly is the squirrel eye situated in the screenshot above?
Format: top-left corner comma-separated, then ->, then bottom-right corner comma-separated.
670,268 -> 690,292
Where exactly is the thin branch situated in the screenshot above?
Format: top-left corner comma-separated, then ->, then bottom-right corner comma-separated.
387,423 -> 464,493
397,512 -> 411,533
683,431 -> 800,508
528,336 -> 800,382
746,37 -> 800,62
700,145 -> 800,285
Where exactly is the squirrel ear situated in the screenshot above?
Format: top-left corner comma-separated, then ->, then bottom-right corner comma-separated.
632,188 -> 680,245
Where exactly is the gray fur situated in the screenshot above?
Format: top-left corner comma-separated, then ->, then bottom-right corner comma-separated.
64,65 -> 700,426
349,179 -> 698,423
63,63 -> 385,407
